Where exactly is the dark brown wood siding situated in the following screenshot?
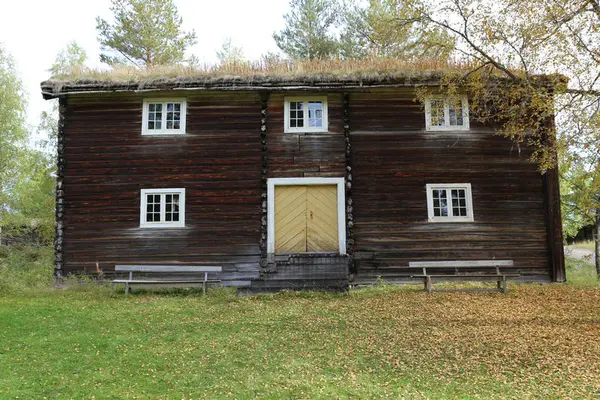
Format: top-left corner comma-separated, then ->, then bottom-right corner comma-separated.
61,91 -> 262,285
266,93 -> 346,178
349,88 -> 551,282
58,86 -> 557,286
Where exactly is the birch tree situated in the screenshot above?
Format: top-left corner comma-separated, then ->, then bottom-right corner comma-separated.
0,44 -> 28,232
409,0 -> 600,276
340,0 -> 454,59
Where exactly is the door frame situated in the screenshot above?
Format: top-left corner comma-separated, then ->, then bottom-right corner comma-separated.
267,177 -> 346,255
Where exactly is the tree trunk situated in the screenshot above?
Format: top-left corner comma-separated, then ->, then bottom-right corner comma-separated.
596,204 -> 600,279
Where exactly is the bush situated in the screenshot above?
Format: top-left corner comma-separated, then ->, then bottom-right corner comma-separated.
0,245 -> 54,294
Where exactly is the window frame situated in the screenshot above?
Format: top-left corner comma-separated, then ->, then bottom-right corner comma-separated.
140,188 -> 186,228
284,96 -> 329,133
142,98 -> 187,135
426,183 -> 474,223
424,95 -> 470,131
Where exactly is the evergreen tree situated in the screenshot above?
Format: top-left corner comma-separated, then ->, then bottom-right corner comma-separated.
96,0 -> 197,68
273,0 -> 340,60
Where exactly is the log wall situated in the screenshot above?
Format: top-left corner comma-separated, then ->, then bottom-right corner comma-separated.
349,88 -> 553,282
266,93 -> 346,178
61,91 -> 263,285
58,86 -> 561,286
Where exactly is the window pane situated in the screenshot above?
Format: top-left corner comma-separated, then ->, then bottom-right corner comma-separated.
146,194 -> 162,223
430,100 -> 445,126
289,101 -> 304,128
308,101 -> 323,127
164,194 -> 180,223
451,189 -> 467,217
165,103 -> 181,130
147,103 -> 163,131
432,189 -> 448,217
449,101 -> 463,126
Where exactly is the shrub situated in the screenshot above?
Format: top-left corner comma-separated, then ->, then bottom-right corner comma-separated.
0,246 -> 53,294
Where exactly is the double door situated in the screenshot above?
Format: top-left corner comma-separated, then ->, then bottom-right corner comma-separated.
274,185 -> 339,253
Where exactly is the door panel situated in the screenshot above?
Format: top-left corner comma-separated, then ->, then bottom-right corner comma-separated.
307,185 -> 339,252
274,184 -> 339,253
275,186 -> 307,253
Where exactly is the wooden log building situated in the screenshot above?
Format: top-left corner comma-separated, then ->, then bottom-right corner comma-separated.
40,69 -> 565,292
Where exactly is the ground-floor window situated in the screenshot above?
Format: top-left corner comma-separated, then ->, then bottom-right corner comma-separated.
140,188 -> 186,228
426,183 -> 473,222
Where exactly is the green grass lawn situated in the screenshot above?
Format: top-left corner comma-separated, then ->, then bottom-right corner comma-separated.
572,240 -> 596,251
1,254 -> 599,399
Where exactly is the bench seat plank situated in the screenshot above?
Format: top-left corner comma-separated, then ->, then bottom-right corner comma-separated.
409,260 -> 514,268
411,274 -> 520,278
113,280 -> 221,284
115,265 -> 222,273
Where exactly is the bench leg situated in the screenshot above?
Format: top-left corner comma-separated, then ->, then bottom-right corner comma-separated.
203,281 -> 206,296
125,282 -> 130,295
502,276 -> 508,294
425,276 -> 432,293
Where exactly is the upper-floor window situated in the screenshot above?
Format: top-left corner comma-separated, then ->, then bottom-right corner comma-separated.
140,188 -> 186,228
142,99 -> 187,135
284,96 -> 328,133
426,183 -> 474,222
425,95 -> 469,131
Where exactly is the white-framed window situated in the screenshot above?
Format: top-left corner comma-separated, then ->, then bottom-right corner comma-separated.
425,95 -> 470,131
142,99 -> 187,135
140,188 -> 186,228
284,96 -> 328,133
426,183 -> 474,222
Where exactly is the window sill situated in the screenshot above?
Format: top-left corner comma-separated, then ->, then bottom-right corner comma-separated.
284,129 -> 329,134
427,218 -> 474,223
140,224 -> 186,229
141,132 -> 186,136
426,127 -> 470,132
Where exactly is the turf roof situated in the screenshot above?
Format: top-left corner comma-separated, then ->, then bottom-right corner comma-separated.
40,58 -> 494,99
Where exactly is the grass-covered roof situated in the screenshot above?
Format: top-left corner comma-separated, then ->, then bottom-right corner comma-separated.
40,58 -> 497,99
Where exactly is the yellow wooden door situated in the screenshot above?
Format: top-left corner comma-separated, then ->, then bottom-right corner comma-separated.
274,185 -> 339,253
274,186 -> 307,253
306,185 -> 339,252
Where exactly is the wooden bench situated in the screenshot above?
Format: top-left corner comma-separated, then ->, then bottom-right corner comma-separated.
408,260 -> 520,293
112,265 -> 222,295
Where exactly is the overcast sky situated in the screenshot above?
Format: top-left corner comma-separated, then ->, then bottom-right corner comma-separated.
0,0 -> 289,129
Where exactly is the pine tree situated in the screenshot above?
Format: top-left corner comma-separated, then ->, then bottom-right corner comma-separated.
273,0 -> 340,60
96,0 -> 197,68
